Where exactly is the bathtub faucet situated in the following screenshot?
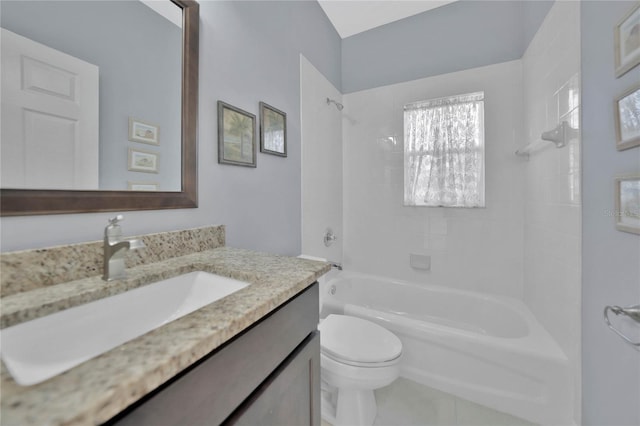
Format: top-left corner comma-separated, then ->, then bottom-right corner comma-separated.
329,261 -> 343,270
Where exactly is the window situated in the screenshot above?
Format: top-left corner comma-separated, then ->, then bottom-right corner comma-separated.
403,91 -> 485,207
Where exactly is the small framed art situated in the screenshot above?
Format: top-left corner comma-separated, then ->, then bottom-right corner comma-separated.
128,148 -> 159,173
614,2 -> 640,78
128,182 -> 158,191
129,118 -> 160,145
259,102 -> 287,157
218,101 -> 256,167
614,84 -> 640,150
615,176 -> 640,234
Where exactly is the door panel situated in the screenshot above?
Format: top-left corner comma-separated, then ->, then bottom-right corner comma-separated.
1,28 -> 98,190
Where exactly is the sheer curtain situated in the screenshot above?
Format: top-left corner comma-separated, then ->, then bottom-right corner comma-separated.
404,92 -> 485,207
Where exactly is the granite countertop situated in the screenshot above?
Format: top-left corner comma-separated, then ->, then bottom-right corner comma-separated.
0,247 -> 330,426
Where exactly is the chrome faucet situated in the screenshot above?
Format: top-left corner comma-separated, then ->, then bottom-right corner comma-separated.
103,215 -> 145,281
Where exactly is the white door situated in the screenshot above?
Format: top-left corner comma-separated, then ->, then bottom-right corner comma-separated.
1,28 -> 99,190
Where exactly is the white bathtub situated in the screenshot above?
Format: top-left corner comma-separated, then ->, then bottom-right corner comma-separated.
319,271 -> 572,426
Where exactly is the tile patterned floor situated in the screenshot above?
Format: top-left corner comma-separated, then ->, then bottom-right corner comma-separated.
322,378 -> 536,426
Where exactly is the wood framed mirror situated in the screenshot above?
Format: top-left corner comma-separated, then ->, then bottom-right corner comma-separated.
0,0 -> 199,216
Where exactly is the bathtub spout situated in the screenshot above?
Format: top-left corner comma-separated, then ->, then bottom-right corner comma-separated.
329,261 -> 343,270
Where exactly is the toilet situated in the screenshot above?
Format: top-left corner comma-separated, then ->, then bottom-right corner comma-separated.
318,314 -> 402,426
296,255 -> 402,425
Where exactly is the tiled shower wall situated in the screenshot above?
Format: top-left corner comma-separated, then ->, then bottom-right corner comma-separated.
521,1 -> 581,422
342,61 -> 525,298
303,2 -> 580,422
301,55 -> 343,261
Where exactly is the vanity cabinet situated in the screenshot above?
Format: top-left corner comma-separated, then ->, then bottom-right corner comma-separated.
108,283 -> 320,426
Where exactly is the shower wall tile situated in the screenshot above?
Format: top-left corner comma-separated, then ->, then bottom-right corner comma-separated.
300,55 -> 343,262
521,1 -> 581,423
343,60 -> 525,299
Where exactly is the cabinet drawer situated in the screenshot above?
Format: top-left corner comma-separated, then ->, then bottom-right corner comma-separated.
109,283 -> 319,426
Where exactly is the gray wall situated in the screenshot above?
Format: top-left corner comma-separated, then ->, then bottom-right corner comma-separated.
581,2 -> 640,425
341,0 -> 553,93
0,0 -> 341,254
1,1 -> 182,191
196,0 -> 341,253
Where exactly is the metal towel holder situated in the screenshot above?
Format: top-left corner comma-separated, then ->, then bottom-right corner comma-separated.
604,304 -> 640,348
515,121 -> 578,158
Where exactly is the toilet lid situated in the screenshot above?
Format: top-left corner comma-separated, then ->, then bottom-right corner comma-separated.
318,314 -> 402,364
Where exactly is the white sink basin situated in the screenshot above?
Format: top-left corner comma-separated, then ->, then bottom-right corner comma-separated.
0,271 -> 249,386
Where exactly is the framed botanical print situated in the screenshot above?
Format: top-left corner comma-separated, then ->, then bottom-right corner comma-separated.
615,176 -> 640,234
614,84 -> 640,150
259,102 -> 287,157
615,2 -> 640,77
218,101 -> 256,167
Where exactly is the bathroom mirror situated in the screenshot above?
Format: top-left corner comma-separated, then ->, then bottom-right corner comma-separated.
0,0 -> 199,216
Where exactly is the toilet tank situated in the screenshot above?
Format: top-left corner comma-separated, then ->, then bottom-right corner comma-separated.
297,255 -> 340,317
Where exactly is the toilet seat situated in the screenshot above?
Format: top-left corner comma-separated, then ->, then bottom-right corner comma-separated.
319,314 -> 403,425
322,351 -> 400,368
319,314 -> 402,366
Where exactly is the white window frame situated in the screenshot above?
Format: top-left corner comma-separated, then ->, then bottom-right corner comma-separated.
403,91 -> 485,208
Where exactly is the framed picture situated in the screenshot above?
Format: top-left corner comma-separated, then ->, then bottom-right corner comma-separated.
615,2 -> 640,78
259,102 -> 287,157
615,176 -> 640,234
128,148 -> 158,173
614,84 -> 640,150
218,101 -> 256,167
129,117 -> 160,145
128,181 -> 158,191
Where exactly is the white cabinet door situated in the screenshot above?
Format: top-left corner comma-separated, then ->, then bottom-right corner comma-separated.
1,28 -> 99,190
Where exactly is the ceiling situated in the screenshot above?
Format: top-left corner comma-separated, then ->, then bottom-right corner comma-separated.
317,0 -> 458,39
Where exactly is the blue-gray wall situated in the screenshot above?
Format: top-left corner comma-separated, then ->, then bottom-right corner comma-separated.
0,0 -> 341,254
197,0 -> 341,253
341,0 -> 553,93
2,1 -> 182,191
581,2 -> 640,425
